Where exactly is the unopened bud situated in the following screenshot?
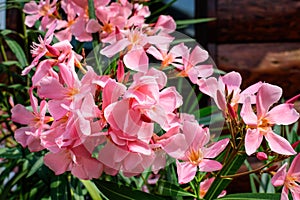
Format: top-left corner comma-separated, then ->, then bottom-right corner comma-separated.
256,152 -> 268,161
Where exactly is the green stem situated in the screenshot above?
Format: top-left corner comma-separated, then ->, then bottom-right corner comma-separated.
87,0 -> 102,74
0,37 -> 8,61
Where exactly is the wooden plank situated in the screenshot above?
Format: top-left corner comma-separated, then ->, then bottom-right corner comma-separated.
217,43 -> 300,69
213,0 -> 300,43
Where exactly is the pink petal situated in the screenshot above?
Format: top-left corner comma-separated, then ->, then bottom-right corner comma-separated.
146,46 -> 163,61
23,1 -> 38,14
102,79 -> 126,109
221,71 -> 242,91
241,97 -> 258,126
38,77 -> 68,99
265,131 -> 296,155
159,87 -> 183,112
86,19 -> 101,33
245,129 -> 263,155
123,49 -> 149,72
189,46 -> 209,65
11,104 -> 34,125
25,14 -> 41,27
281,187 -> 290,200
288,153 -> 300,176
256,83 -> 282,117
183,121 -> 209,148
197,77 -> 218,97
194,64 -> 213,78
271,163 -> 288,187
162,133 -> 188,159
176,161 -> 197,184
203,138 -> 229,158
239,81 -> 263,104
155,15 -> 176,33
266,103 -> 299,125
44,150 -> 72,175
128,140 -> 152,155
198,159 -> 222,172
100,38 -> 130,57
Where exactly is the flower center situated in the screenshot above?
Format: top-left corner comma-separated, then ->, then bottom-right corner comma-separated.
285,175 -> 300,189
257,118 -> 272,134
187,148 -> 203,165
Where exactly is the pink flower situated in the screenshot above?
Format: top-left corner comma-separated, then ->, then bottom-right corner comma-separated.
146,43 -> 188,68
22,22 -> 58,75
271,153 -> 300,200
198,71 -> 262,112
23,0 -> 57,30
100,28 -> 173,72
11,89 -> 51,152
176,45 -> 212,84
44,145 -> 103,179
162,120 -> 229,184
241,83 -> 299,155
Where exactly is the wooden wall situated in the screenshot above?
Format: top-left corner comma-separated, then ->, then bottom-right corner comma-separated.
195,0 -> 300,99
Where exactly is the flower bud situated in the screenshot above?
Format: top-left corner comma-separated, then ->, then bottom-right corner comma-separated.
256,152 -> 268,161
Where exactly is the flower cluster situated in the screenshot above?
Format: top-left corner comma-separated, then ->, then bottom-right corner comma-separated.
10,0 -> 300,199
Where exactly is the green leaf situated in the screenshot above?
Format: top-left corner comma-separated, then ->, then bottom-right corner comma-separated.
176,18 -> 215,25
26,156 -> 44,178
50,175 -> 70,200
93,180 -> 164,200
156,180 -> 195,197
219,193 -> 280,200
4,36 -> 28,67
0,147 -> 22,159
81,179 -> 105,200
204,153 -> 247,200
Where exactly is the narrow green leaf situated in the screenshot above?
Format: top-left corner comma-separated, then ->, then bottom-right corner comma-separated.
93,180 -> 164,200
0,147 -> 22,159
219,193 -> 280,200
50,175 -> 70,200
81,179 -> 105,200
156,180 -> 195,197
4,36 -> 28,67
204,153 -> 247,200
26,156 -> 44,178
176,18 -> 215,25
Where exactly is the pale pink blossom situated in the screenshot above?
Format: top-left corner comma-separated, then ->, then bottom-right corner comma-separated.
23,0 -> 57,30
100,28 -> 173,72
241,83 -> 299,155
271,153 -> 300,200
162,120 -> 229,184
11,89 -> 51,151
22,22 -> 58,75
176,45 -> 212,84
44,145 -> 103,179
198,71 -> 262,112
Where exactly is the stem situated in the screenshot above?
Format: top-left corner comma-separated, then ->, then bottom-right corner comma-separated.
221,160 -> 276,179
87,0 -> 102,74
0,37 -> 8,61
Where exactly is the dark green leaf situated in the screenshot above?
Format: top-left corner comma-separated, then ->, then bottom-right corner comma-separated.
156,180 -> 195,197
50,175 -> 70,200
26,156 -> 44,178
219,193 -> 280,200
4,36 -> 28,67
0,147 -> 22,159
93,180 -> 164,200
204,153 -> 247,200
